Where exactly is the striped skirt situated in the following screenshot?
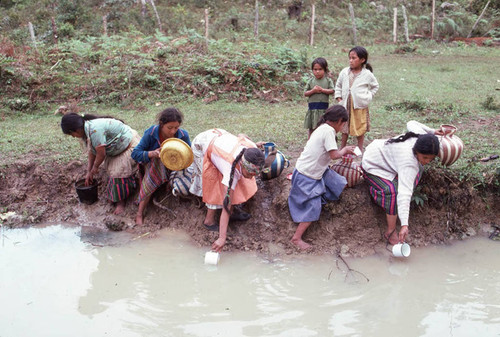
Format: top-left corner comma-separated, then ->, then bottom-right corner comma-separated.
137,157 -> 170,203
105,177 -> 137,202
362,167 -> 423,215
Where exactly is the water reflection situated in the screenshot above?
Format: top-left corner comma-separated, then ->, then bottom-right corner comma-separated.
0,225 -> 499,337
0,225 -> 99,336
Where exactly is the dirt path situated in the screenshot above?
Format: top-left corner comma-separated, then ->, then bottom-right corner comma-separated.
0,157 -> 498,257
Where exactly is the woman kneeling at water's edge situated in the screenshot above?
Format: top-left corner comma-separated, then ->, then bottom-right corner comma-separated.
131,107 -> 191,225
288,105 -> 356,250
361,120 -> 443,245
61,113 -> 141,215
189,129 -> 265,252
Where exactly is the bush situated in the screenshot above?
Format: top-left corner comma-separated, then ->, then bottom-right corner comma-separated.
481,95 -> 500,111
7,98 -> 34,111
58,22 -> 75,39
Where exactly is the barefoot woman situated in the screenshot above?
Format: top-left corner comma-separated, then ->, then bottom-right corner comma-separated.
61,113 -> 140,215
288,105 -> 355,250
361,120 -> 442,244
131,107 -> 191,225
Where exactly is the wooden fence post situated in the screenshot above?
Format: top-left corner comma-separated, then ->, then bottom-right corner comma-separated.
254,0 -> 259,38
51,17 -> 58,45
205,9 -> 209,44
348,3 -> 357,45
28,22 -> 38,51
309,3 -> 315,46
431,0 -> 435,39
393,8 -> 397,43
103,15 -> 108,36
149,0 -> 162,32
467,0 -> 490,38
402,5 -> 409,43
141,0 -> 146,17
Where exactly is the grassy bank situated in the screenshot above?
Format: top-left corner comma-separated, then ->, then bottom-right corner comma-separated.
0,43 -> 499,188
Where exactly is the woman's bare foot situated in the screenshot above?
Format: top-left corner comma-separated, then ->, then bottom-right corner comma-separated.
135,213 -> 144,225
291,238 -> 312,250
114,201 -> 125,215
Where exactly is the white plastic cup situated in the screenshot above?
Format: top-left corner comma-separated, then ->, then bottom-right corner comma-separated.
392,243 -> 411,257
204,251 -> 220,265
353,146 -> 362,156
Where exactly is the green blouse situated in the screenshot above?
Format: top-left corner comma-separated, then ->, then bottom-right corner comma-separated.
84,118 -> 132,157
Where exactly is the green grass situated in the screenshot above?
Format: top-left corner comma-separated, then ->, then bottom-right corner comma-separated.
1,43 -> 499,186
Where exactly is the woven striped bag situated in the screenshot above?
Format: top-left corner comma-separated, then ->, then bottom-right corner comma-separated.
330,155 -> 363,188
169,166 -> 193,197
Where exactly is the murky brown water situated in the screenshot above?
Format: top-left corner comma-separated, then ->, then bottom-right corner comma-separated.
1,224 -> 499,337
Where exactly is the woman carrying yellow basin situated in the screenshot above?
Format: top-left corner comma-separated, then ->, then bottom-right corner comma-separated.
131,107 -> 191,225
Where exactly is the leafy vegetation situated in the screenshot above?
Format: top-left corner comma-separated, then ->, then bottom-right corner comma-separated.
1,0 -> 499,109
411,185 -> 428,207
0,29 -> 311,109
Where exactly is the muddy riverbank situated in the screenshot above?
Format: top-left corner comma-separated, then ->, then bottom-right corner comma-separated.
0,157 -> 498,257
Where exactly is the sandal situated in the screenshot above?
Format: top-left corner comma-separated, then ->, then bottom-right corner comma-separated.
229,211 -> 251,222
203,223 -> 219,232
383,229 -> 397,245
229,205 -> 251,222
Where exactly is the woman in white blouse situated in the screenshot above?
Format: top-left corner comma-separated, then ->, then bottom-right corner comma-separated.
361,121 -> 443,244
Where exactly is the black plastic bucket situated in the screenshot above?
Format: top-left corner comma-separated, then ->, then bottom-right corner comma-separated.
75,179 -> 98,205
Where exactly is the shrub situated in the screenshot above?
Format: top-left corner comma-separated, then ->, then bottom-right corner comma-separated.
7,98 -> 34,111
481,95 -> 500,111
58,22 -> 75,39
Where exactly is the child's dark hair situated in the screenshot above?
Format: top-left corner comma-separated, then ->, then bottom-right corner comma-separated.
386,133 -> 440,156
223,147 -> 265,213
157,107 -> 183,126
315,105 -> 349,129
350,46 -> 373,72
60,113 -> 124,136
311,57 -> 329,73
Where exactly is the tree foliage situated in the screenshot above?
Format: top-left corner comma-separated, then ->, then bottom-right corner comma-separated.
1,0 -> 499,111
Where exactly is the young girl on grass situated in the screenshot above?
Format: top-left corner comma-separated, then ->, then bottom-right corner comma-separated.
304,57 -> 335,137
288,105 -> 356,250
335,46 -> 379,151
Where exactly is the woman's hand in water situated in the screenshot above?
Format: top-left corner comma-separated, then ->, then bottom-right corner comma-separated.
212,237 -> 226,252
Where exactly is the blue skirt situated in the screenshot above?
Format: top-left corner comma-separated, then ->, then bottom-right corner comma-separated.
288,168 -> 347,223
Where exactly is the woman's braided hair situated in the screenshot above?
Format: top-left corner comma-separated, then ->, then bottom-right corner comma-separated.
222,147 -> 264,213
386,132 -> 440,156
386,132 -> 420,144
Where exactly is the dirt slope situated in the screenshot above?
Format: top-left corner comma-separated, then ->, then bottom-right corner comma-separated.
0,157 -> 498,257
